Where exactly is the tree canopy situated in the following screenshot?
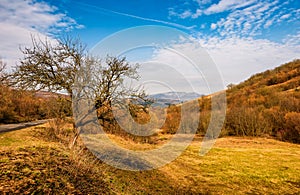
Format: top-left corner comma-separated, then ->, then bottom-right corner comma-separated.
11,36 -> 86,95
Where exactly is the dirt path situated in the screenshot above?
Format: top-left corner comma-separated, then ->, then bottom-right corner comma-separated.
0,120 -> 48,133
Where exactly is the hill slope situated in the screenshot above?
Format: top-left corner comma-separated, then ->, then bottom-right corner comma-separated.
0,124 -> 299,194
162,59 -> 300,143
224,59 -> 300,142
227,59 -> 300,106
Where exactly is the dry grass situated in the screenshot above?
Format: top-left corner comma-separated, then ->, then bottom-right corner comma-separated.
159,137 -> 300,194
0,126 -> 110,194
1,124 -> 300,194
105,133 -> 171,151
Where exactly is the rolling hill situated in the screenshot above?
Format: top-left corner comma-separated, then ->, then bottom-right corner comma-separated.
226,59 -> 300,105
214,59 -> 300,142
163,59 -> 300,143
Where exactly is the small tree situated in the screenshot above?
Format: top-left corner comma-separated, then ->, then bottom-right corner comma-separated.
11,35 -> 148,146
227,83 -> 236,90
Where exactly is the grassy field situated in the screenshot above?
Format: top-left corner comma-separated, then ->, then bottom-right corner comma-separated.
0,123 -> 299,194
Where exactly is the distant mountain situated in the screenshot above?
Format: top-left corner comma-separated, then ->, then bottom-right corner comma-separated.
35,91 -> 69,99
149,92 -> 202,107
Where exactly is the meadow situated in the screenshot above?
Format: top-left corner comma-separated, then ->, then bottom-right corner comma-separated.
1,123 -> 299,194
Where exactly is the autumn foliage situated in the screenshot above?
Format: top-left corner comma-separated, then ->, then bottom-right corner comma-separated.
162,59 -> 300,143
0,84 -> 71,124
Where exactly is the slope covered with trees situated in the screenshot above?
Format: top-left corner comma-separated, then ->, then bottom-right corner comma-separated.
225,59 -> 300,143
0,58 -> 71,124
162,59 -> 300,143
0,86 -> 71,124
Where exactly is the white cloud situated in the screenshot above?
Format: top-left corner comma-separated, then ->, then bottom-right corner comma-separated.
179,10 -> 193,19
0,0 -> 82,68
193,0 -> 212,5
215,0 -> 300,39
0,0 -> 82,33
169,0 -> 299,41
0,23 -> 46,68
134,39 -> 225,94
164,1 -> 300,93
169,0 -> 257,19
204,0 -> 256,15
264,20 -> 273,28
191,9 -> 203,18
199,36 -> 300,84
283,32 -> 300,46
213,0 -> 285,37
280,14 -> 291,20
210,23 -> 217,30
169,7 -> 201,19
143,36 -> 300,94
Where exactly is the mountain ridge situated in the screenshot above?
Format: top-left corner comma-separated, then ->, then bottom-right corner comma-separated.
149,91 -> 202,106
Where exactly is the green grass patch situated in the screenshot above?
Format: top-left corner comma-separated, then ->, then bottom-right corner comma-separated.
0,136 -> 20,146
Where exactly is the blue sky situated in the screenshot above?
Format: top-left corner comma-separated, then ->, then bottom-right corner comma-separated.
48,0 -> 300,45
0,0 -> 300,94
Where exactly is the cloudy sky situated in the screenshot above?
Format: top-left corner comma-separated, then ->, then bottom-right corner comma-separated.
1,0 -> 300,94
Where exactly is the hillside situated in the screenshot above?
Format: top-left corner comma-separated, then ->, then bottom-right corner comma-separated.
162,59 -> 300,143
227,59 -> 300,106
0,86 -> 71,124
224,59 -> 300,142
0,123 -> 299,194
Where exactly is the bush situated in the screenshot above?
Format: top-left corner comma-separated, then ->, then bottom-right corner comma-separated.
283,112 -> 300,143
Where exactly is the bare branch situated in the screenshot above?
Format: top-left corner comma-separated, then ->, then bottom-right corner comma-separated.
10,35 -> 86,95
0,59 -> 7,84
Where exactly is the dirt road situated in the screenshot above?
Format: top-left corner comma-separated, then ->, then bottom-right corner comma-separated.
0,120 -> 48,133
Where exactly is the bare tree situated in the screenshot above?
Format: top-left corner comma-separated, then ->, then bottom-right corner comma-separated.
10,36 -> 86,96
11,35 -> 149,146
94,56 -> 148,122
